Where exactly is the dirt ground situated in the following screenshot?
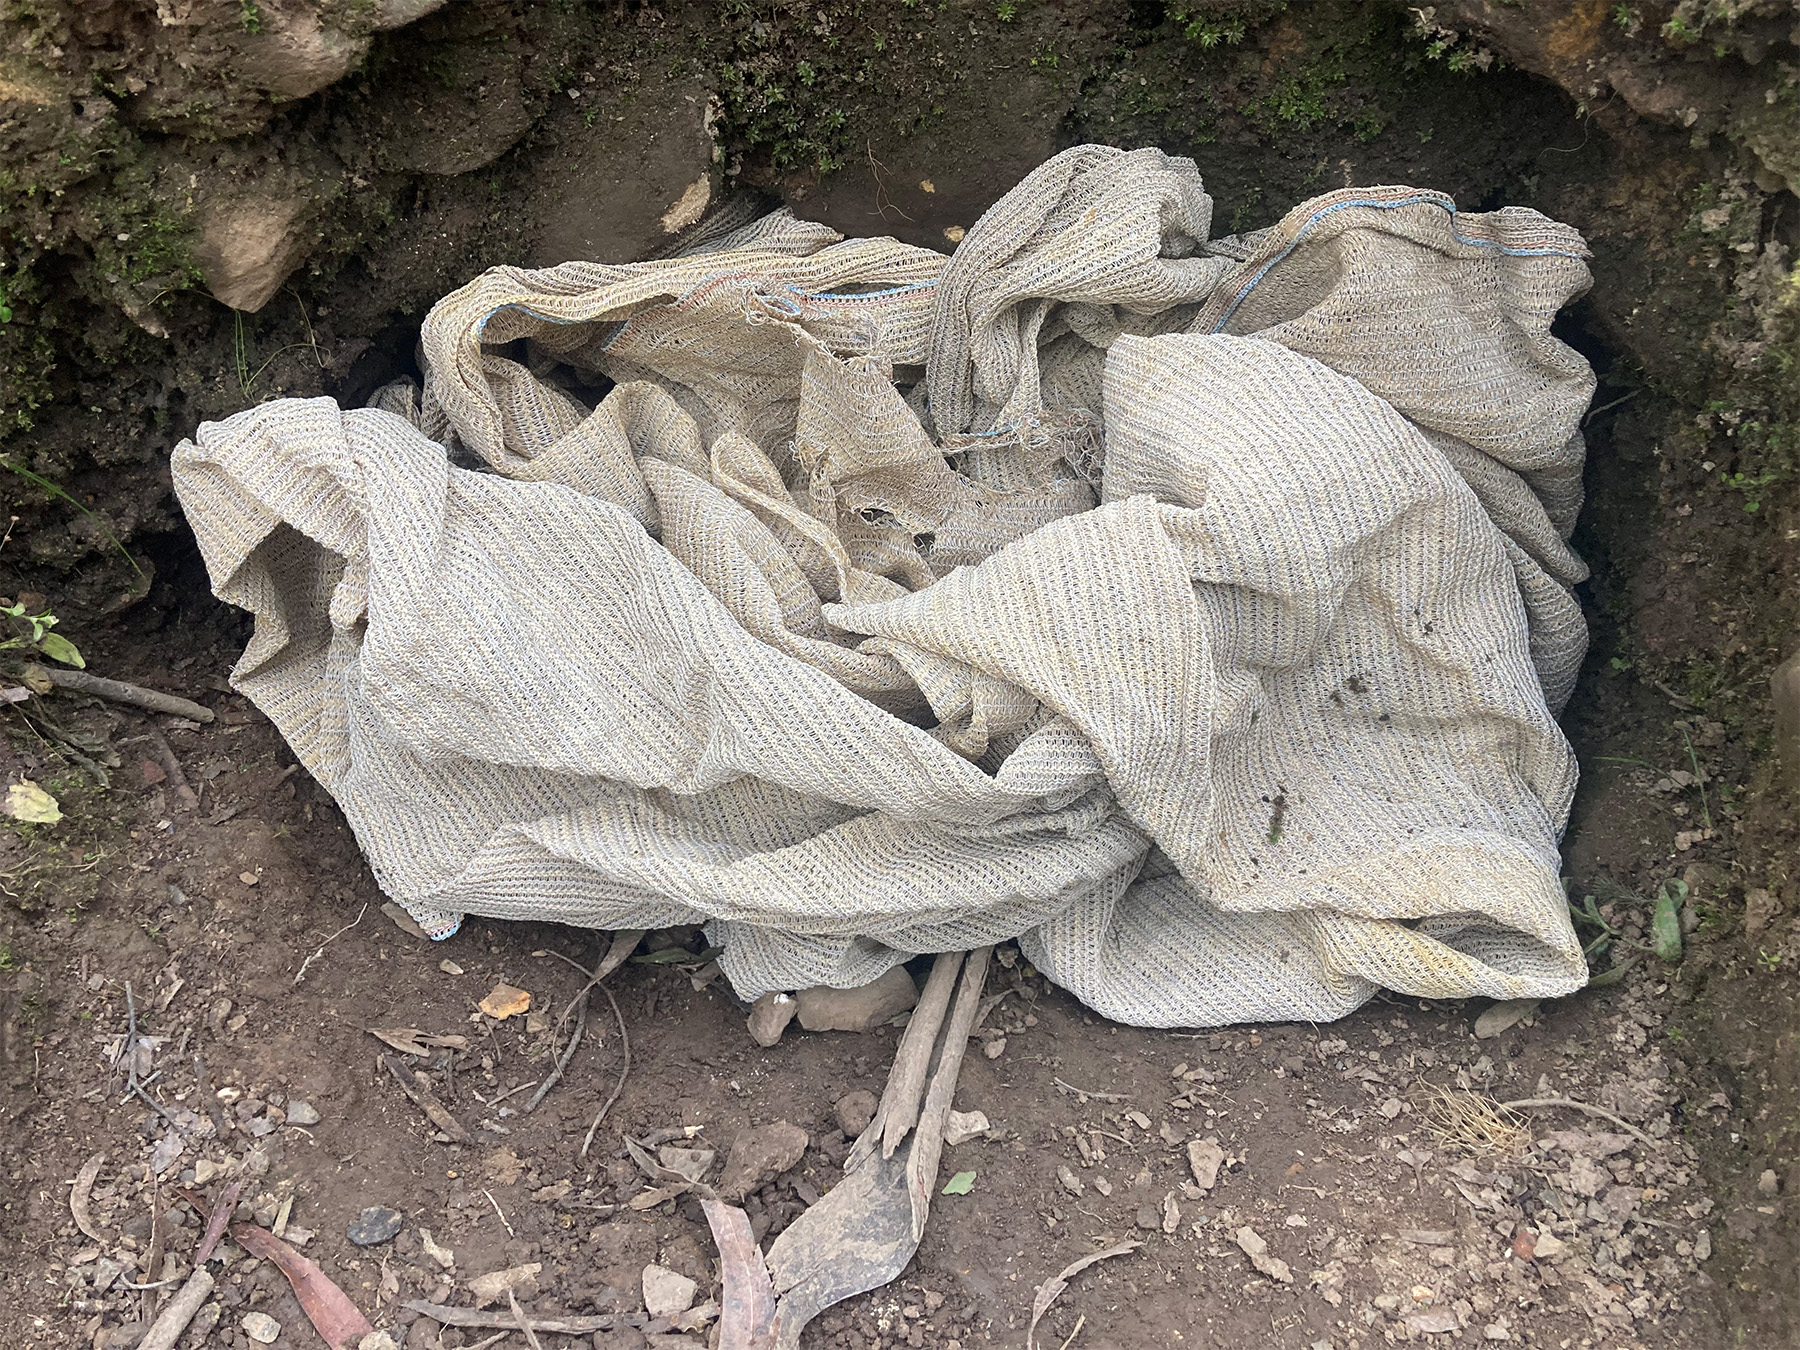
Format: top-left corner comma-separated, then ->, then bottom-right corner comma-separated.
0,580 -> 1771,1350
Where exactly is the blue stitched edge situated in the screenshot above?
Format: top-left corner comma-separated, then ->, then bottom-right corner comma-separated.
1208,190 -> 1589,333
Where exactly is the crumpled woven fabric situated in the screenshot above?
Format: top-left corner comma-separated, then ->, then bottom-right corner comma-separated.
173,145 -> 1597,1027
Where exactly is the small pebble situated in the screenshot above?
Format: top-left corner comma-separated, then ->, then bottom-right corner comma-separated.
347,1206 -> 403,1246
242,1311 -> 281,1344
833,1089 -> 878,1138
982,1037 -> 1006,1060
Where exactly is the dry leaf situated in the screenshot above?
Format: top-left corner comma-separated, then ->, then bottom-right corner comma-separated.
69,1152 -> 105,1242
479,983 -> 531,1020
233,1224 -> 373,1350
702,1199 -> 775,1350
5,780 -> 60,825
1025,1241 -> 1140,1350
367,1027 -> 470,1057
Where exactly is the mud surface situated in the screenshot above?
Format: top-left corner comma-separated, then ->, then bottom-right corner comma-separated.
1,2 -> 1798,1348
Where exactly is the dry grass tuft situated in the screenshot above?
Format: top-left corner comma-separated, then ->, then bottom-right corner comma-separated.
1413,1081 -> 1533,1156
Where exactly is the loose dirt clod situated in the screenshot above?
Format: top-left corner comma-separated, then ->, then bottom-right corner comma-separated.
718,1122 -> 809,1202
832,1089 -> 878,1138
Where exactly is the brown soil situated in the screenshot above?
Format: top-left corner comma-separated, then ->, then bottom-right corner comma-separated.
1,3 -> 1797,1350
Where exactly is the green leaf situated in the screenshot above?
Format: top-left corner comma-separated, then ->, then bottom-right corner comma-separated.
1651,881 -> 1685,963
941,1171 -> 975,1196
36,632 -> 84,668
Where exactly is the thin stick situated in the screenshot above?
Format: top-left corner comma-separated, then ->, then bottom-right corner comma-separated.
137,1268 -> 215,1350
123,981 -> 140,1091
580,983 -> 630,1159
294,904 -> 367,984
542,931 -> 642,1027
142,724 -> 197,808
524,986 -> 586,1113
1497,1097 -> 1657,1148
464,1333 -> 511,1350
402,1302 -> 648,1334
1052,1078 -> 1130,1103
907,947 -> 991,1239
27,665 -> 213,723
507,1287 -> 545,1350
1058,1313 -> 1087,1350
483,1189 -> 515,1238
383,1055 -> 470,1142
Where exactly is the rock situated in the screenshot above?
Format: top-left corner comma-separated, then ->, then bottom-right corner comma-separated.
796,967 -> 919,1033
1404,1308 -> 1460,1335
1056,1165 -> 1084,1197
1758,1168 -> 1780,1197
642,1263 -> 698,1318
656,1147 -> 715,1184
833,1089 -> 878,1138
982,1037 -> 1006,1059
195,192 -> 319,313
1235,1227 -> 1292,1283
718,1121 -> 810,1202
1134,1204 -> 1161,1231
420,1229 -> 455,1270
1474,998 -> 1540,1039
1694,1228 -> 1711,1261
747,993 -> 797,1047
347,1206 -> 403,1246
242,1311 -> 282,1344
193,1158 -> 220,1184
1744,888 -> 1781,934
358,1334 -> 400,1350
285,1099 -> 321,1127
1531,1232 -> 1566,1260
1566,1155 -> 1608,1198
233,5 -> 370,103
944,1109 -> 989,1145
1186,1138 -> 1225,1192
468,1263 -> 542,1308
101,1322 -> 148,1350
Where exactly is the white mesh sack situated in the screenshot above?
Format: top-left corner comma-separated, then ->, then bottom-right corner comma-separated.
173,146 -> 1596,1026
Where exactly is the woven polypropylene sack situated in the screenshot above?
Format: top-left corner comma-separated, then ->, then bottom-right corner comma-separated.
172,146 -> 1595,1026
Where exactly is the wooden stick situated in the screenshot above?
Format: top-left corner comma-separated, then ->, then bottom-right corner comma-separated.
906,946 -> 991,1241
580,982 -> 630,1158
1498,1097 -> 1656,1148
880,953 -> 965,1160
507,1287 -> 545,1350
30,664 -> 215,723
401,1301 -> 647,1334
137,1268 -> 215,1350
382,1055 -> 470,1142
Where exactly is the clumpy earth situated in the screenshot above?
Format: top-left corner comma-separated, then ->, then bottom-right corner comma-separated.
1,2 -> 1798,1348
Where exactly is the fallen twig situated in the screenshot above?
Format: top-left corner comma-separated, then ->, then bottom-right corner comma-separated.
28,664 -> 215,723
1025,1242 -> 1141,1350
483,1188 -> 515,1238
142,724 -> 198,808
122,982 -> 140,1090
401,1302 -> 648,1334
194,1179 -> 245,1265
1052,1078 -> 1129,1103
382,1054 -> 470,1142
137,1268 -> 215,1350
907,947 -> 991,1240
580,981 -> 631,1159
295,904 -> 367,984
507,1286 -> 546,1350
544,929 -> 643,1027
526,957 -> 593,1113
879,952 -> 964,1161
1498,1096 -> 1657,1148
70,1152 -> 105,1242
